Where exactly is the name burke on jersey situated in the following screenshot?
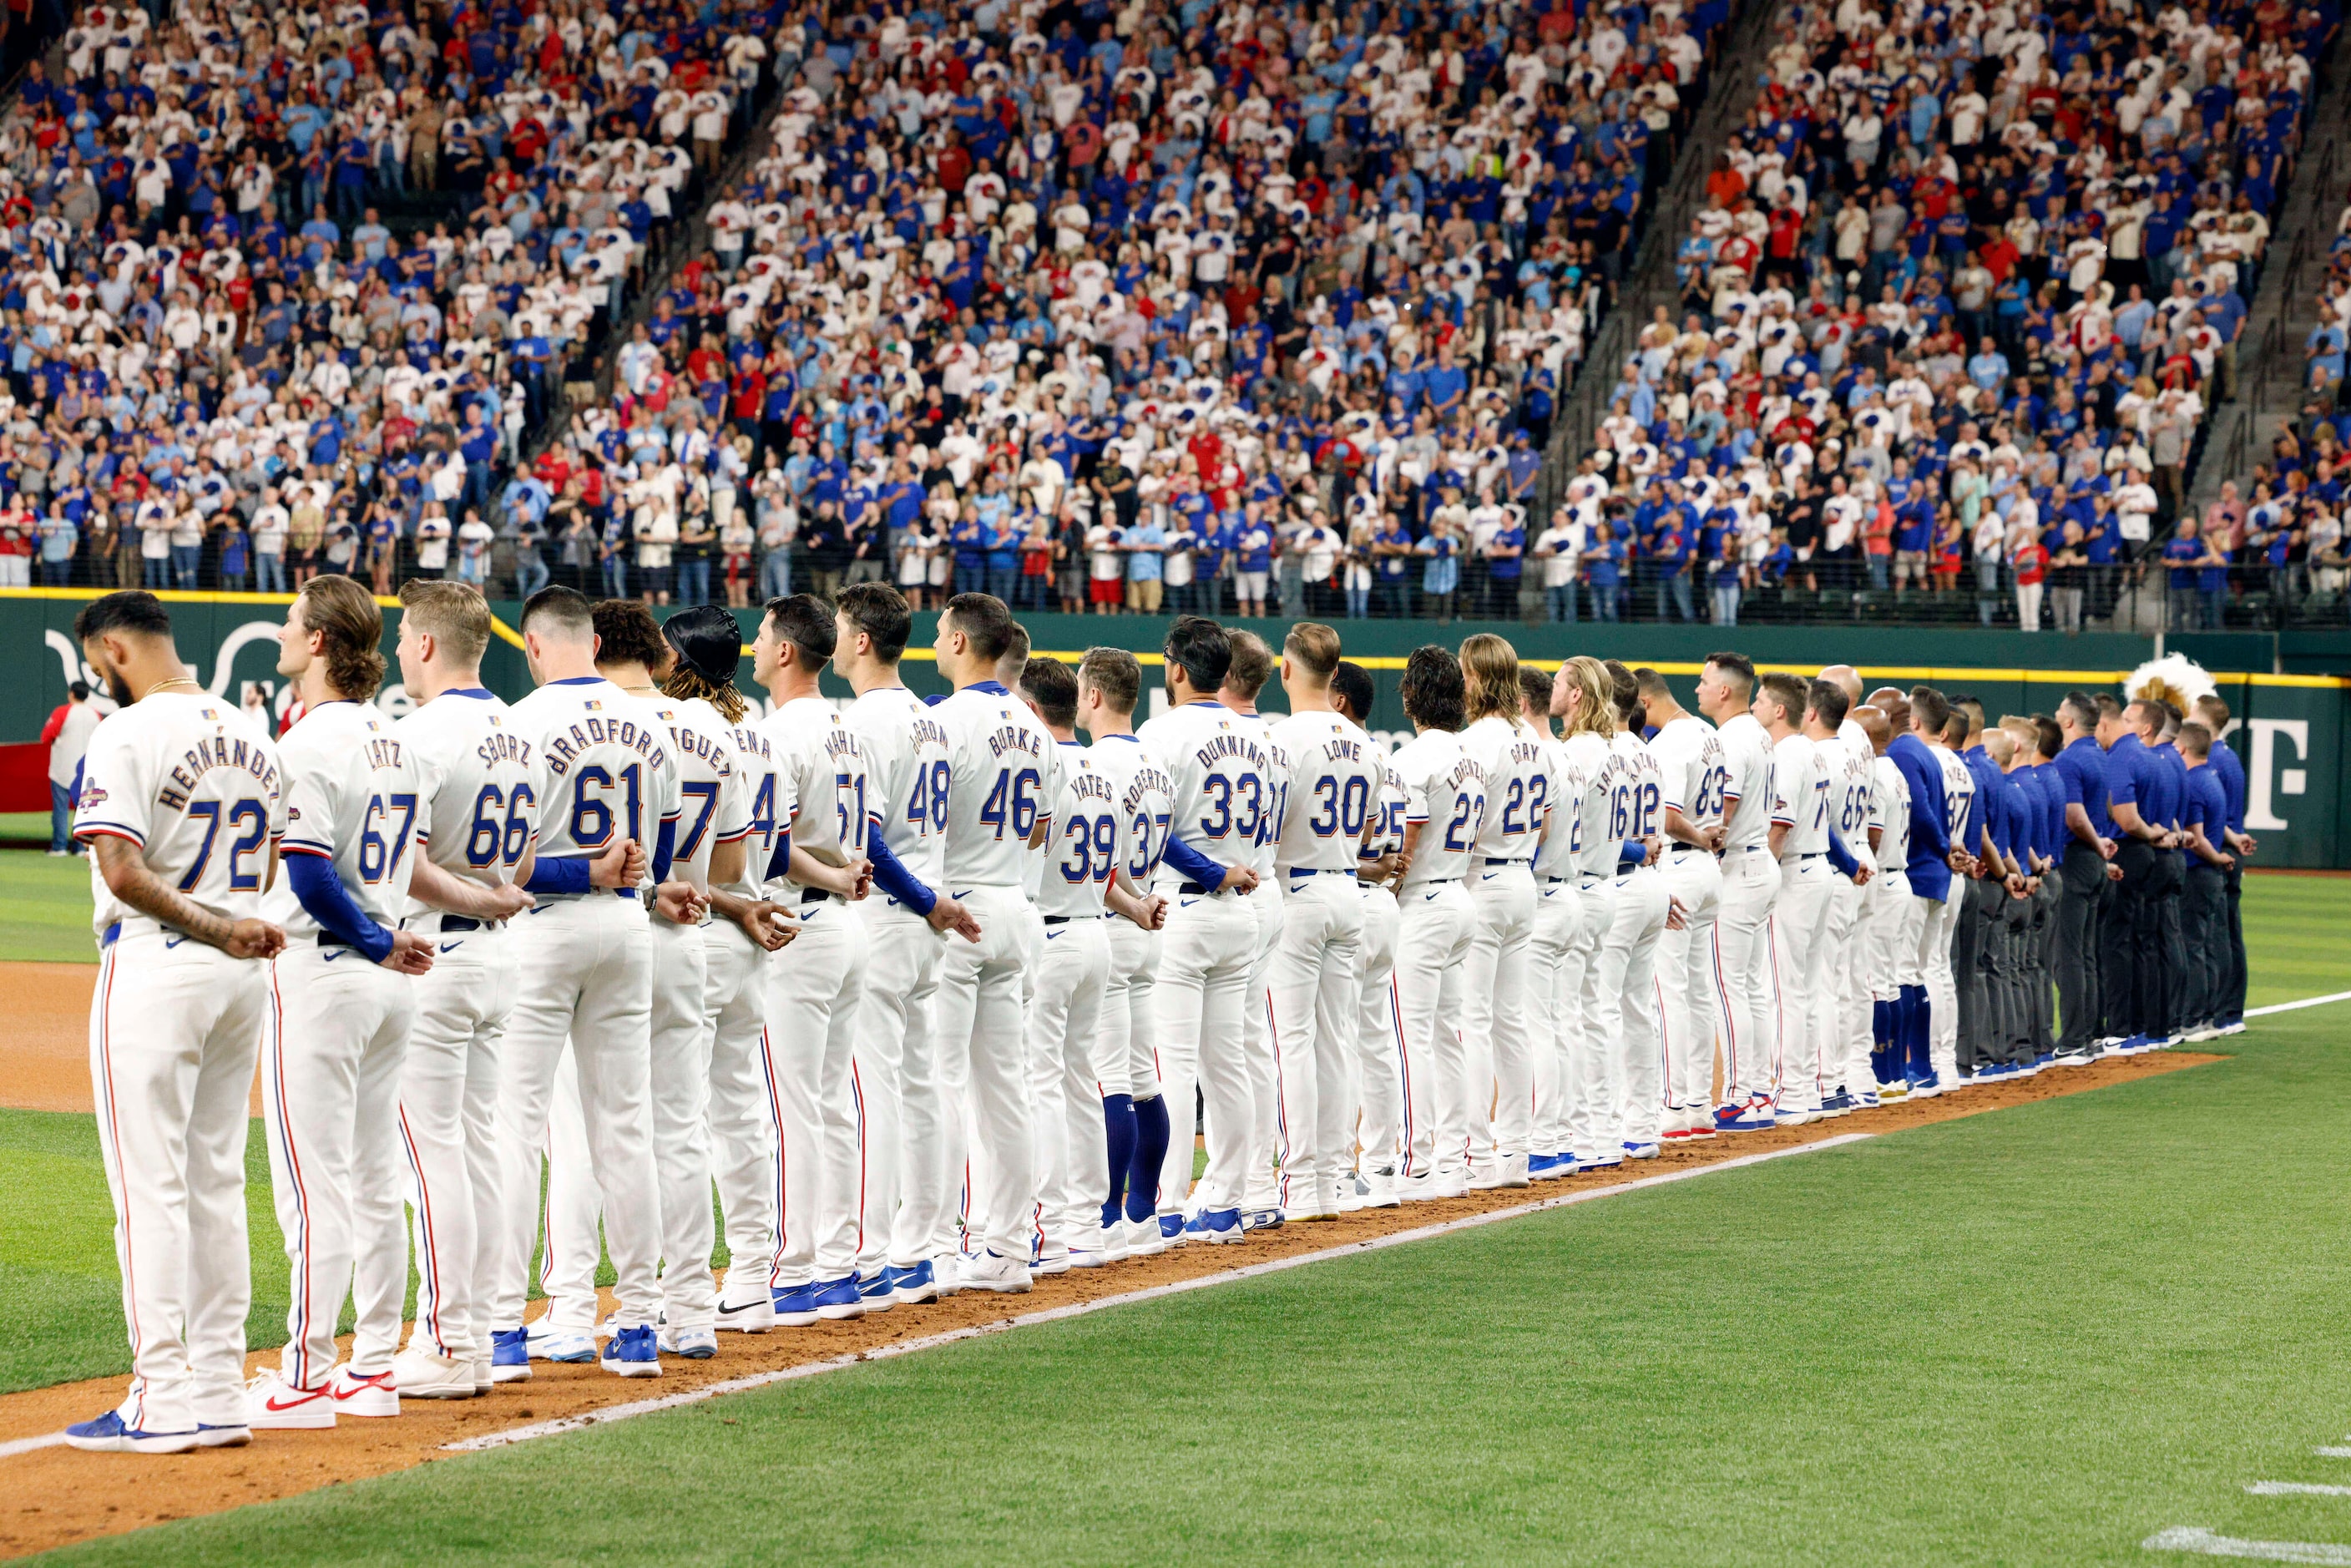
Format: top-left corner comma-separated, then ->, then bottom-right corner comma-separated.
543,716 -> 670,777
986,725 -> 1044,761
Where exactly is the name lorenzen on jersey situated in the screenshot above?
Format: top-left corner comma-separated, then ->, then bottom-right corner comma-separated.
158,733 -> 281,812
544,715 -> 670,778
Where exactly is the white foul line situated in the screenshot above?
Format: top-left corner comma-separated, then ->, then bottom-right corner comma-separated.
0,1432 -> 63,1459
2146,1527 -> 2351,1564
2245,990 -> 2351,1019
2314,1449 -> 2351,1459
444,1133 -> 1875,1453
2252,1485 -> 2351,1498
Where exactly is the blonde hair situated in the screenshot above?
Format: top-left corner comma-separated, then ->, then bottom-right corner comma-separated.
1560,655 -> 1617,739
398,579 -> 492,668
1459,633 -> 1519,724
1283,621 -> 1342,680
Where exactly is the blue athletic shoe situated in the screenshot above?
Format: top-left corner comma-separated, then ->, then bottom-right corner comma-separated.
530,1327 -> 598,1363
1818,1090 -> 1855,1116
812,1275 -> 866,1321
1622,1140 -> 1661,1160
1906,1071 -> 1943,1098
64,1409 -> 199,1454
857,1268 -> 897,1312
600,1323 -> 662,1378
772,1282 -> 821,1328
1159,1213 -> 1187,1244
1183,1207 -> 1245,1245
1578,1151 -> 1625,1171
489,1328 -> 533,1383
1856,1088 -> 1882,1109
1241,1208 -> 1284,1232
196,1423 -> 251,1449
1715,1098 -> 1776,1132
1527,1153 -> 1560,1178
891,1261 -> 939,1306
2034,1052 -> 2055,1070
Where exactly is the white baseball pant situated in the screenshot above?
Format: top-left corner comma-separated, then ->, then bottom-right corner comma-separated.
649,914 -> 715,1327
262,941 -> 416,1385
1388,881 -> 1474,1184
1866,870 -> 1914,1005
1149,886 -> 1259,1216
1712,847 -> 1782,1106
538,1045 -> 600,1332
1348,883 -> 1402,1181
1030,913 -> 1109,1253
1461,862 -> 1537,1169
395,922 -> 515,1364
853,901 -> 947,1273
1240,881 -> 1286,1214
490,893 -> 664,1333
1921,888 -> 1964,1080
763,895 -> 870,1287
1267,868 -> 1365,1216
930,884 -> 1037,1260
1823,873 -> 1871,1095
1528,877 -> 1581,1157
700,918 -> 776,1309
1769,855 -> 1834,1112
1599,867 -> 1672,1148
88,933 -> 267,1434
1656,848 -> 1725,1120
1564,876 -> 1620,1161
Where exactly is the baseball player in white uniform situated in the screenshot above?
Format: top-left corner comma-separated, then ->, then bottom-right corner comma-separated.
1138,616 -> 1266,1242
1637,668 -> 1727,1144
928,593 -> 1064,1288
832,584 -> 980,1308
1857,701 -> 1914,1095
1074,648 -> 1176,1255
1453,635 -> 1548,1189
1019,657 -> 1166,1263
1327,663 -> 1405,1207
1599,662 -> 1673,1158
1213,633 -> 1289,1231
1757,673 -> 1840,1123
66,591 -> 288,1454
1699,654 -> 1780,1131
248,577 -> 436,1428
1264,625 -> 1379,1220
1552,656 -> 1623,1173
1812,670 -> 1879,1112
382,582 -> 540,1400
1385,646 -> 1481,1198
488,585 -> 683,1382
655,606 -> 797,1331
1928,713 -> 1977,1088
1519,666 -> 1582,1179
752,595 -> 877,1323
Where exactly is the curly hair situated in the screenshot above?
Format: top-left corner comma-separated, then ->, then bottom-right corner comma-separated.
591,599 -> 671,672
298,575 -> 387,701
1399,645 -> 1464,732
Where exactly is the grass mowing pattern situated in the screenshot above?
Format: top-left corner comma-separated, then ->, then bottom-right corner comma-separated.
0,848 -> 104,964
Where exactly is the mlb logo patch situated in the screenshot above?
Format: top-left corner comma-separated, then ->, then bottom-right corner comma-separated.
584,700 -> 603,711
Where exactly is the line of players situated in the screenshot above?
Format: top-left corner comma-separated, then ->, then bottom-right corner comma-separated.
58,580 -> 2252,1454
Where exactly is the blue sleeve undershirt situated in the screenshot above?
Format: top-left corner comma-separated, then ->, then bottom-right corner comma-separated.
286,852 -> 395,963
864,823 -> 938,915
1161,836 -> 1229,889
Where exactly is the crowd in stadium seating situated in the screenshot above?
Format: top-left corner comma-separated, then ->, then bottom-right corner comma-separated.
0,0 -> 2330,633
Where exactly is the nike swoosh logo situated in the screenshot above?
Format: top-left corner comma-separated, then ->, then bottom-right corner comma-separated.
716,1299 -> 765,1316
1045,929 -> 1063,940
265,1393 -> 326,1412
332,1378 -> 389,1401
439,940 -> 464,953
164,935 -> 186,949
1481,873 -> 1497,882
321,948 -> 347,961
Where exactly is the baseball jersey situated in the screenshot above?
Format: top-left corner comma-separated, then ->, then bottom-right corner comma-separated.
1529,730 -> 1584,881
1458,714 -> 1550,864
1610,731 -> 1663,862
1563,731 -> 1618,877
644,692 -> 751,891
1137,698 -> 1270,893
73,690 -> 286,942
846,684 -> 953,893
1389,726 -> 1483,891
1269,709 -> 1382,873
395,685 -> 534,910
1239,708 -> 1287,880
1934,743 -> 1975,849
1090,731 -> 1177,888
1815,728 -> 1873,866
1873,753 -> 1912,868
1364,736 -> 1409,872
1716,711 -> 1777,851
510,676 -> 684,870
1040,741 -> 1123,918
1770,731 -> 1831,858
267,699 -> 427,942
703,701 -> 788,903
936,679 -> 1062,888
761,693 -> 872,893
1648,712 -> 1728,841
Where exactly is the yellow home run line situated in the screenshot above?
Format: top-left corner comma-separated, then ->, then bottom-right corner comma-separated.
8,589 -> 2343,688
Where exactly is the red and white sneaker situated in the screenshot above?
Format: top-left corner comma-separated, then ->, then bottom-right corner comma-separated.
245,1369 -> 336,1430
329,1364 -> 400,1419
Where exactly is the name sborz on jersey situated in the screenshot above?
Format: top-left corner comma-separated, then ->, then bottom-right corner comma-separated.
544,717 -> 669,777
476,729 -> 533,770
158,733 -> 280,812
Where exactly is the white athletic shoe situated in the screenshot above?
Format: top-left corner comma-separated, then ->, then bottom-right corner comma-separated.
930,1252 -> 966,1295
526,1322 -> 599,1363
715,1288 -> 776,1333
1774,1103 -> 1818,1127
472,1357 -> 493,1395
1125,1216 -> 1168,1256
1031,1245 -> 1072,1277
389,1348 -> 476,1401
960,1251 -> 1034,1294
1466,1161 -> 1506,1191
1363,1168 -> 1402,1209
1496,1152 -> 1531,1189
1428,1170 -> 1471,1200
329,1364 -> 399,1418
245,1369 -> 336,1430
659,1327 -> 719,1359
1096,1219 -> 1130,1263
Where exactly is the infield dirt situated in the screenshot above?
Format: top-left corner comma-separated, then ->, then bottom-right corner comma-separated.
0,1029 -> 2216,1561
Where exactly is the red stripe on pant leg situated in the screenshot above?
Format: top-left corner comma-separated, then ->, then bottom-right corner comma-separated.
267,963 -> 317,1389
850,1058 -> 867,1261
759,1029 -> 788,1287
397,1106 -> 447,1358
1392,978 -> 1417,1177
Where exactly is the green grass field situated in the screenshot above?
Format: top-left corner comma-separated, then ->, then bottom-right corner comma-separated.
0,847 -> 104,963
12,874 -> 2351,1565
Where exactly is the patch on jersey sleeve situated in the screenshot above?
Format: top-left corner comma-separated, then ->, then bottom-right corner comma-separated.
78,778 -> 108,808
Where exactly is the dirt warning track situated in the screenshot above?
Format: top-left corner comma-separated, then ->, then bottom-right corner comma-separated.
0,1048 -> 2217,1560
